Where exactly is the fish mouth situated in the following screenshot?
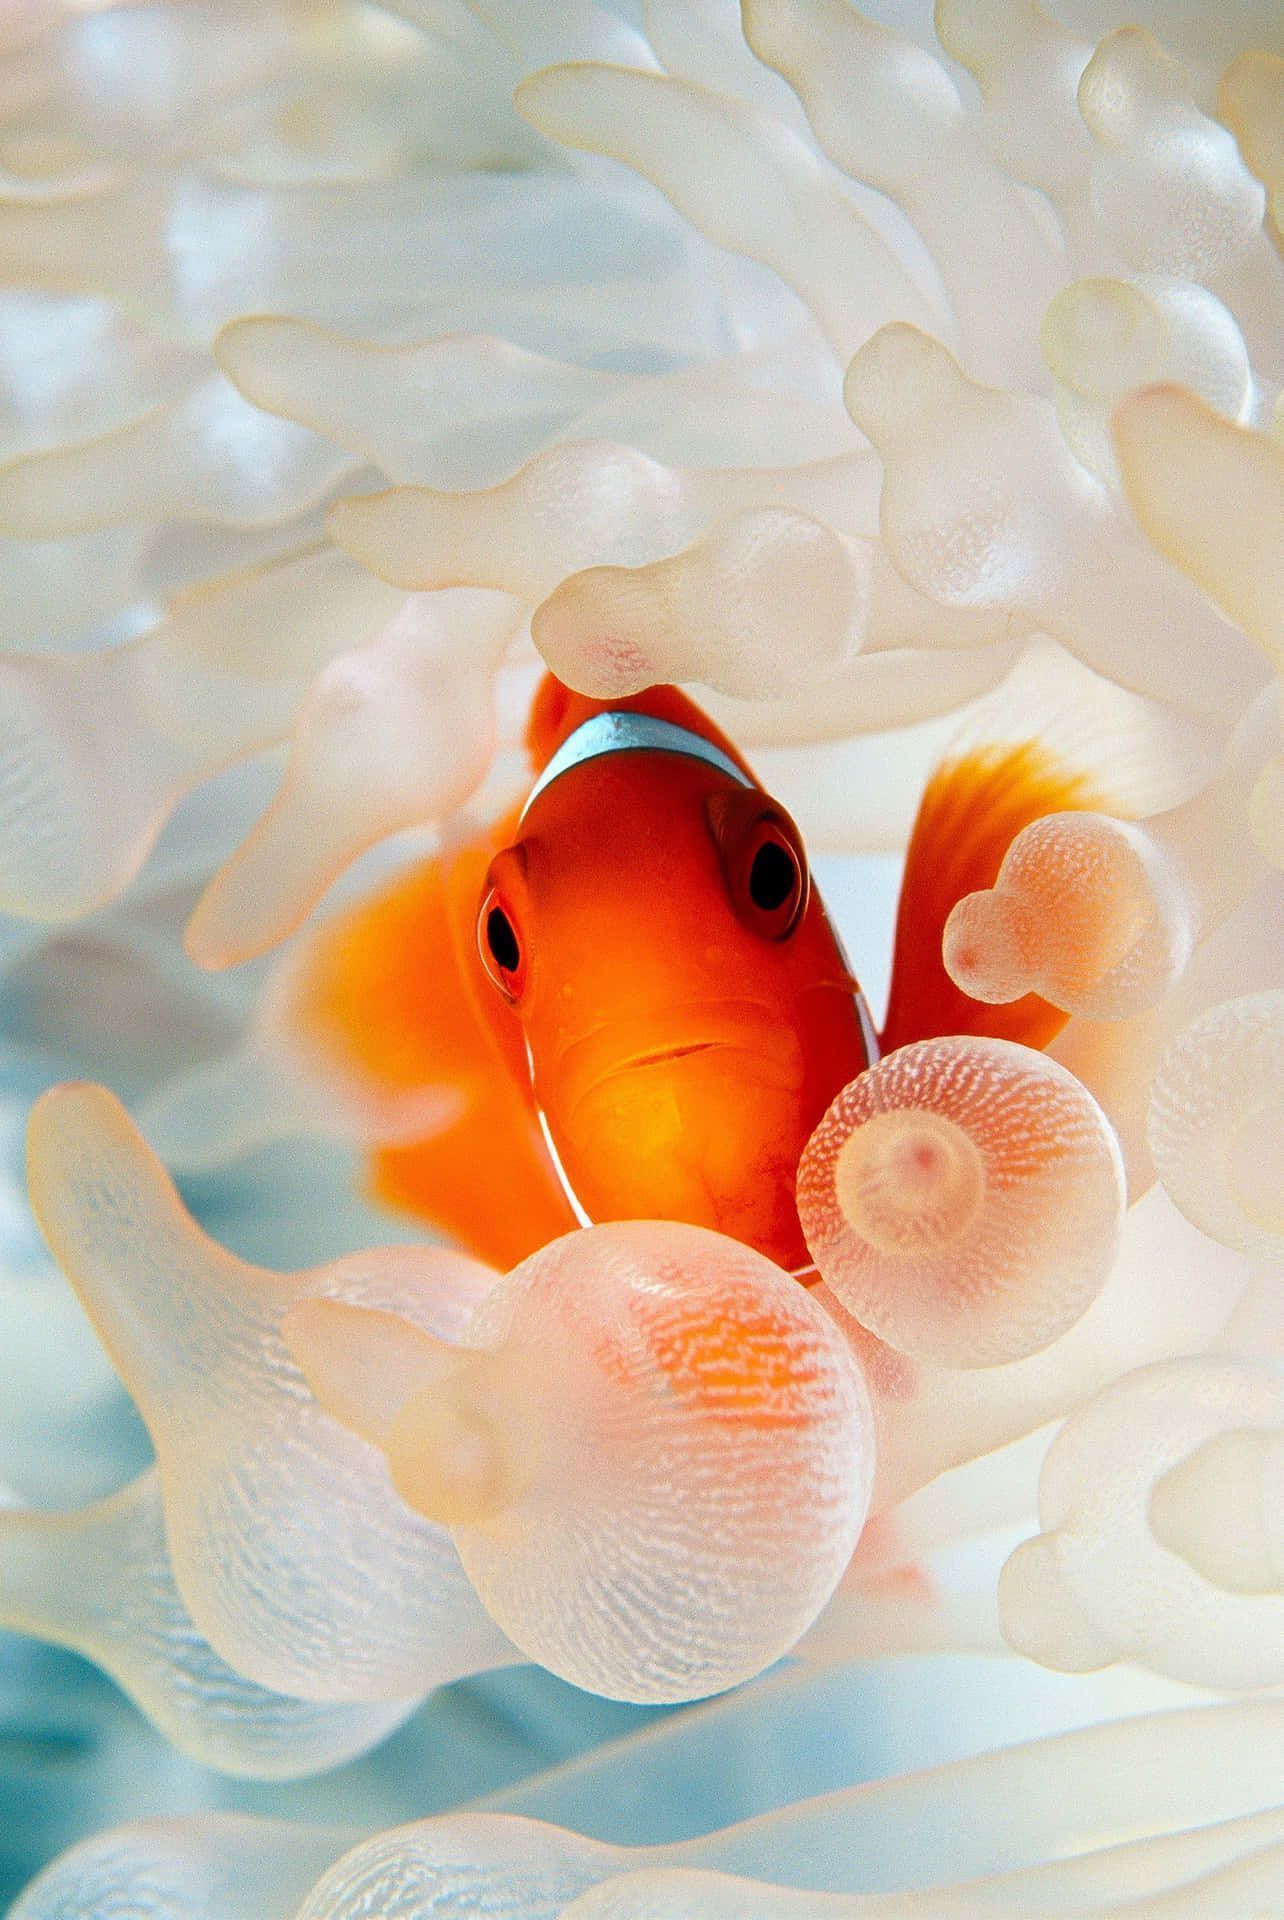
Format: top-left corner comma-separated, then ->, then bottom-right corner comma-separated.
623,1040 -> 724,1070
547,1001 -> 808,1130
555,998 -> 788,1075
556,1029 -> 806,1133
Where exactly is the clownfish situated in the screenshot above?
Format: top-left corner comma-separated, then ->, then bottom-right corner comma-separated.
289,676 -> 1098,1273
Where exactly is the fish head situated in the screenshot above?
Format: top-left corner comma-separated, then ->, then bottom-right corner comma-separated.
476,740 -> 874,1271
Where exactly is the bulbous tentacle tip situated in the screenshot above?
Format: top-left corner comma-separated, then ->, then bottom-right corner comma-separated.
941,885 -> 1037,1005
998,1532 -> 1117,1672
1077,25 -> 1170,144
1044,276 -> 1251,439
531,507 -> 865,702
182,891 -> 239,972
1148,990 -> 1284,1257
211,313 -> 294,398
282,1298 -> 455,1452
1112,384 -> 1284,671
323,486 -> 422,588
832,1107 -> 985,1256
1004,1358 -> 1284,1689
942,811 -> 1193,1020
798,1036 -> 1126,1369
285,1294 -> 540,1531
939,0 -> 1086,75
375,1220 -> 878,1702
388,1349 -> 542,1532
842,323 -> 961,444
25,1080 -> 171,1292
1150,1427 -> 1284,1596
1249,754 -> 1284,867
25,1075 -> 111,1147
511,63 -> 605,144
1041,276 -> 1158,400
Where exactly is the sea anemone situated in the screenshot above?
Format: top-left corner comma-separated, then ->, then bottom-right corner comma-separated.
1,1 -> 1282,1914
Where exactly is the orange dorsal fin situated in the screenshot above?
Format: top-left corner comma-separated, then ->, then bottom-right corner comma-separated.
880,741 -> 1103,1055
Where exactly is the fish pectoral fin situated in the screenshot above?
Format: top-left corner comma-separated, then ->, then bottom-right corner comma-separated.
277,857 -> 480,1116
276,846 -> 577,1268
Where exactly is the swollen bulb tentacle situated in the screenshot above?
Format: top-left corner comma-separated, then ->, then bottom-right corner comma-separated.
1112,384 -> 1284,867
286,1220 -> 875,1704
943,812 -> 1193,1021
943,689 -> 1278,1020
282,1299 -> 460,1453
513,63 -> 937,363
1078,28 -> 1284,382
935,0 -> 1095,231
1001,1356 -> 1284,1689
0,373 -> 353,537
1150,1426 -> 1284,1596
183,589 -> 521,968
1147,989 -> 1284,1258
24,1082 -> 517,1702
214,319 -> 853,481
1112,384 -> 1284,671
843,325 -> 1265,721
742,0 -> 1063,386
1218,52 -> 1284,250
328,440 -> 880,603
1042,275 -> 1252,485
797,1036 -> 1126,1369
532,510 -> 1023,706
530,509 -> 868,701
0,550 -> 404,924
7,1816 -> 359,1920
0,1471 -> 420,1778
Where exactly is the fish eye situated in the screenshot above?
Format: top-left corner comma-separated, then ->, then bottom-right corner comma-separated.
487,906 -> 519,972
478,889 -> 526,999
706,789 -> 809,940
749,838 -> 798,914
738,816 -> 807,939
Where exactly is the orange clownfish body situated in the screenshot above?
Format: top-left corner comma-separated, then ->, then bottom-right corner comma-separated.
291,676 -> 1100,1273
477,682 -> 877,1272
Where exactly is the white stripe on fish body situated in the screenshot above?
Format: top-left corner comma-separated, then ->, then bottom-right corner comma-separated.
521,710 -> 752,820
